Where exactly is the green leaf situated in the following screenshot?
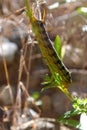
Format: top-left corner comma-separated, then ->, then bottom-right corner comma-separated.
72,97 -> 87,113
41,85 -> 55,92
32,92 -> 40,99
64,110 -> 80,118
41,74 -> 53,85
59,109 -> 80,121
58,118 -> 80,129
41,74 -> 57,92
25,0 -> 33,19
54,35 -> 62,59
54,72 -> 62,86
41,73 -> 63,92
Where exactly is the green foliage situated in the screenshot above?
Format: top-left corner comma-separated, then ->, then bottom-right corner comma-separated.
73,97 -> 87,113
31,92 -> 42,106
41,74 -> 56,92
32,91 -> 40,99
25,0 -> 33,19
59,118 -> 80,129
58,97 -> 87,129
41,73 -> 62,92
42,72 -> 73,101
54,35 -> 62,59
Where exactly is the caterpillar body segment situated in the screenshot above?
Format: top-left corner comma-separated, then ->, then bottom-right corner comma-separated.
31,19 -> 72,85
25,0 -> 72,85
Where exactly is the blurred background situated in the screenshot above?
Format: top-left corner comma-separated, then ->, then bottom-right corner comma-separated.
0,0 -> 87,130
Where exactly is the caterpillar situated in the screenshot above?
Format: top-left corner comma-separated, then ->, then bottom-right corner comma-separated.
25,1 -> 72,86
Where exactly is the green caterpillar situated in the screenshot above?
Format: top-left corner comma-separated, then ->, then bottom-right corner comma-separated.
25,0 -> 72,86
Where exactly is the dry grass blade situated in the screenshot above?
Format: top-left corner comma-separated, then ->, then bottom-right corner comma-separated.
0,40 -> 14,104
